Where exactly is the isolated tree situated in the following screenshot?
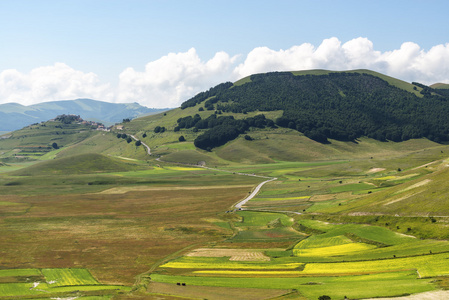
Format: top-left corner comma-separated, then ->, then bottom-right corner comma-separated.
318,296 -> 331,300
142,133 -> 147,138
135,140 -> 142,146
126,137 -> 132,143
51,142 -> 59,149
179,136 -> 186,142
244,135 -> 252,141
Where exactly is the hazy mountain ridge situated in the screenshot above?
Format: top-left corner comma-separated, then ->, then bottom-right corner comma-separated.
0,98 -> 169,131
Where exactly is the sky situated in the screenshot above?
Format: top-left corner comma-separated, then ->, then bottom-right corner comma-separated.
1,0 -> 449,108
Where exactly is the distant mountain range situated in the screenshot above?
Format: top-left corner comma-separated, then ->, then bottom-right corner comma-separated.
0,98 -> 169,131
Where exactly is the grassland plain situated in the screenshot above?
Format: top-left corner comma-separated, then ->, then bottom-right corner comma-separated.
0,159 -> 263,287
4,109 -> 449,299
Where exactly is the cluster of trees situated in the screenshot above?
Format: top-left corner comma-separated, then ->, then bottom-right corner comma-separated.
180,72 -> 449,143
154,126 -> 166,133
116,133 -> 132,143
116,132 -> 142,146
175,114 -> 274,150
181,82 -> 233,109
176,113 -> 274,132
55,114 -> 81,124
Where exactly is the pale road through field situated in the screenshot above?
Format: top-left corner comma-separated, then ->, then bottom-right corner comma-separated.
129,133 -> 275,208
234,177 -> 277,209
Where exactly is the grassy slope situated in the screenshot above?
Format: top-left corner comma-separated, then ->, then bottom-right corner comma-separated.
10,153 -> 142,176
0,69 -> 430,167
431,83 -> 449,89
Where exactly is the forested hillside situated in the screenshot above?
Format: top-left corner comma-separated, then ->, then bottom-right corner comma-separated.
180,71 -> 449,147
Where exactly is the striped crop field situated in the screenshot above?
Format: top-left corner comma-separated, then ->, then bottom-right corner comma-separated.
0,269 -> 41,277
0,268 -> 129,297
295,235 -> 353,249
297,221 -> 416,246
374,176 -> 397,181
166,166 -> 202,171
294,242 -> 377,257
235,211 -> 294,227
41,268 -> 99,286
160,257 -> 304,270
301,252 -> 449,277
193,270 -> 303,276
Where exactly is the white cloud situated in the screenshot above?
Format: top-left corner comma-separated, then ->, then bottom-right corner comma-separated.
1,39 -> 449,108
234,38 -> 449,86
0,63 -> 112,106
117,48 -> 239,107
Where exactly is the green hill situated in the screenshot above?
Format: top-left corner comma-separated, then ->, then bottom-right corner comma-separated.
431,83 -> 449,89
180,70 -> 449,147
103,69 -> 449,166
2,69 -> 449,168
10,153 -> 139,175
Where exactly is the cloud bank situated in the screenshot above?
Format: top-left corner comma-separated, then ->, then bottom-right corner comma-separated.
0,63 -> 113,106
1,37 -> 449,108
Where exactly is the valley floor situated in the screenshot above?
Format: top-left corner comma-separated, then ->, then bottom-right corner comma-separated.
2,135 -> 449,299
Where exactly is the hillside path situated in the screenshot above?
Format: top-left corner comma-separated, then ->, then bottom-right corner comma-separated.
130,135 -> 151,155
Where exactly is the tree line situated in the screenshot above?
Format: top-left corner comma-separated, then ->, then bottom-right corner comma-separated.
175,114 -> 274,150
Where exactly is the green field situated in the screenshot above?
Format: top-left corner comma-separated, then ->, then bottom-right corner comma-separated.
0,268 -> 130,298
3,106 -> 449,299
151,271 -> 435,300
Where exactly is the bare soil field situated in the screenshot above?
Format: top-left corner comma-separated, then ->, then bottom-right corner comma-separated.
186,248 -> 270,261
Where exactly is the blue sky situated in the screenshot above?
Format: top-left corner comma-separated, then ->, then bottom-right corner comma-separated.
1,0 -> 449,107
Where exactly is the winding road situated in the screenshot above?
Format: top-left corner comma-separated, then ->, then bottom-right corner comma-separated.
130,135 -> 151,155
130,133 -> 277,209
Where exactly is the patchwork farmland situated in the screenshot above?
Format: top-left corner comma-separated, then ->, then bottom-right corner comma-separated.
3,104 -> 449,299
